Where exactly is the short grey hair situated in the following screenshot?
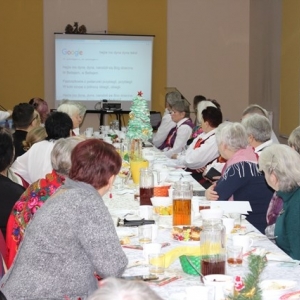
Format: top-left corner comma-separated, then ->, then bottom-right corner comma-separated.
51,136 -> 85,175
165,91 -> 181,107
241,114 -> 271,143
259,144 -> 300,192
216,122 -> 248,152
171,99 -> 190,118
57,100 -> 83,118
242,104 -> 268,118
87,278 -> 163,300
288,126 -> 300,154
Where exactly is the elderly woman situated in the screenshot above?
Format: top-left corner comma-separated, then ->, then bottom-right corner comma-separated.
241,114 -> 272,155
265,126 -> 300,228
57,100 -> 87,135
0,140 -> 127,299
205,122 -> 273,233
152,91 -> 179,148
259,144 -> 300,259
87,278 -> 163,300
158,99 -> 193,157
6,136 -> 84,268
242,104 -> 279,144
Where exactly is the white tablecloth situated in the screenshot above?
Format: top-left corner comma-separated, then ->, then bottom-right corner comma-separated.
104,188 -> 300,300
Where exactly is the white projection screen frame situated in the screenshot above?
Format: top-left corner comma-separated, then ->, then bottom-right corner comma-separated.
54,33 -> 154,110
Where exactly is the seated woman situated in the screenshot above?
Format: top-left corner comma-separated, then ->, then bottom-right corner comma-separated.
0,140 -> 128,299
22,126 -> 47,151
188,98 -> 221,144
10,111 -> 73,184
6,136 -> 84,268
152,91 -> 178,148
241,114 -> 272,155
259,144 -> 300,260
265,125 -> 300,228
158,99 -> 193,158
0,128 -> 25,240
57,100 -> 87,135
88,277 -> 163,300
172,106 -> 222,173
29,97 -> 50,125
205,122 -> 273,233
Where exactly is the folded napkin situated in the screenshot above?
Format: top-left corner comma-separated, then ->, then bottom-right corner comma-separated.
163,246 -> 201,268
162,243 -> 223,268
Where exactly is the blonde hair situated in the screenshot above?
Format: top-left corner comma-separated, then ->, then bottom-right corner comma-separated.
23,126 -> 47,151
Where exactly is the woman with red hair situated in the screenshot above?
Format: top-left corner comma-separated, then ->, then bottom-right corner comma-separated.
0,140 -> 127,300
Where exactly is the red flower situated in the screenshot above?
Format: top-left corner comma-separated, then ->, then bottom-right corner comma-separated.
137,91 -> 143,96
14,201 -> 25,212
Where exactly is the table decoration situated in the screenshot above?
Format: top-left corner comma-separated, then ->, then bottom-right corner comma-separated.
126,91 -> 153,161
230,248 -> 267,300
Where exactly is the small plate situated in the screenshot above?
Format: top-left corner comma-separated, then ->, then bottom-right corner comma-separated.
172,225 -> 201,243
260,280 -> 297,300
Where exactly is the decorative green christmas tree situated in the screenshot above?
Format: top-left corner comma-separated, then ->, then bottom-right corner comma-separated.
126,91 -> 153,141
126,91 -> 153,161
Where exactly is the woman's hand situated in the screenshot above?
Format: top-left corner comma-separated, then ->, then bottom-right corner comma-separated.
171,154 -> 178,159
195,167 -> 206,173
205,183 -> 219,200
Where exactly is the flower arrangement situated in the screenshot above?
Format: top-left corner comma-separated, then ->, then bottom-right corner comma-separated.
231,248 -> 267,300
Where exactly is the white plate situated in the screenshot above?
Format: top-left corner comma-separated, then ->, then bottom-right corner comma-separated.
260,280 -> 297,300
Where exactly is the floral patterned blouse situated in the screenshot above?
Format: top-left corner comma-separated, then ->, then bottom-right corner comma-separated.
6,170 -> 65,268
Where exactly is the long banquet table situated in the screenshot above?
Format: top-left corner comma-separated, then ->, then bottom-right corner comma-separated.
103,147 -> 300,299
103,184 -> 300,300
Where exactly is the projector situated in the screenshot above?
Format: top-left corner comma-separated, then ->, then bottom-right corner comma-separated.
102,102 -> 122,111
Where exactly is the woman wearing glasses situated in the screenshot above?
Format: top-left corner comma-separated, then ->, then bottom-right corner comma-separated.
259,144 -> 300,260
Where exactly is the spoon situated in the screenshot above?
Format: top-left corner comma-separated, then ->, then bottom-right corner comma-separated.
185,256 -> 206,284
240,230 -> 254,235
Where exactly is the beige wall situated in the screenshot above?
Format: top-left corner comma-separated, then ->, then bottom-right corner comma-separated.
249,0 -> 281,137
0,1 -> 44,109
167,1 -> 250,122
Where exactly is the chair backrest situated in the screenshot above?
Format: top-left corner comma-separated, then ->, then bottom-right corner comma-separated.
150,111 -> 162,130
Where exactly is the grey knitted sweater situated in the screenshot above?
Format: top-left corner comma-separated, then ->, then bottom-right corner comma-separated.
0,178 -> 128,299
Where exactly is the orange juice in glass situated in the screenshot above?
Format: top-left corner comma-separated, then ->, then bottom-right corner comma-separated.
130,160 -> 149,184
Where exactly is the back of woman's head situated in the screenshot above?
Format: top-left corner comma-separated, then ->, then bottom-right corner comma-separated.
259,144 -> 300,191
23,126 -> 47,151
45,112 -> 73,140
87,278 -> 163,300
69,139 -> 121,189
216,122 -> 248,151
288,126 -> 300,154
0,127 -> 14,172
51,136 -> 85,176
241,114 -> 271,143
202,106 -> 223,128
57,101 -> 81,118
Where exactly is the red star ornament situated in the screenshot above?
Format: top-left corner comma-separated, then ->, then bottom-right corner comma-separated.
137,91 -> 143,96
